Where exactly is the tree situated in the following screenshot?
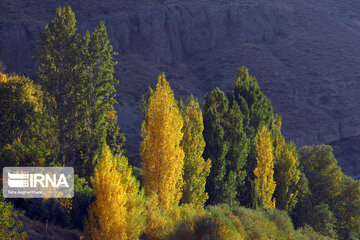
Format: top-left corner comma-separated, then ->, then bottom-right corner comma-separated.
180,95 -> 211,209
224,101 -> 250,203
298,145 -> 360,239
38,6 -> 80,165
76,22 -> 119,175
254,125 -> 276,209
228,66 -> 274,208
141,74 -> 184,210
272,116 -> 300,212
38,7 -> 123,170
299,145 -> 342,206
0,73 -> 56,168
84,146 -> 145,240
202,87 -> 230,205
0,197 -> 27,240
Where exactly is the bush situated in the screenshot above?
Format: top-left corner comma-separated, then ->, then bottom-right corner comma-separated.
167,205 -> 328,240
0,196 -> 27,239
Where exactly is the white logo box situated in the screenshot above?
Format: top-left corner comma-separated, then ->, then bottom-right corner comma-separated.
3,167 -> 74,198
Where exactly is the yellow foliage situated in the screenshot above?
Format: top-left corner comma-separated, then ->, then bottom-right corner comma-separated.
0,73 -> 43,111
274,137 -> 300,212
84,146 -> 145,240
143,193 -> 175,239
141,74 -> 185,210
254,125 -> 276,209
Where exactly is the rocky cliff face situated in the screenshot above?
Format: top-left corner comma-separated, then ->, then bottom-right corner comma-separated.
1,0 -> 360,177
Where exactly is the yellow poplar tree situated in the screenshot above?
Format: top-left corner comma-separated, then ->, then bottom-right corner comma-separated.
141,73 -> 185,210
254,125 -> 276,209
180,95 -> 211,209
272,116 -> 300,212
84,146 -> 145,240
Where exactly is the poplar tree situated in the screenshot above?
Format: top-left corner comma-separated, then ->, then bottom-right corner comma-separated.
140,74 -> 184,210
38,6 -> 80,165
84,146 -> 145,240
254,125 -> 276,209
202,87 -> 231,205
272,116 -> 300,212
228,66 -> 274,208
180,95 -> 211,209
224,101 -> 250,203
76,22 -> 119,175
38,7 -> 123,169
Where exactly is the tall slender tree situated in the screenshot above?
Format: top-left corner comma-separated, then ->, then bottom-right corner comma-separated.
228,66 -> 274,208
254,125 -> 276,209
180,95 -> 211,209
272,116 -> 301,212
38,6 -> 80,165
202,87 -> 231,205
140,74 -> 184,210
224,101 -> 250,203
38,7 -> 123,170
76,22 -> 119,175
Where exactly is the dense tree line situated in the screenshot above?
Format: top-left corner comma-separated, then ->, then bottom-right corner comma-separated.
0,5 -> 359,240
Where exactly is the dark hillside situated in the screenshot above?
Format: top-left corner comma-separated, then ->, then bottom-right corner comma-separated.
1,0 -> 360,177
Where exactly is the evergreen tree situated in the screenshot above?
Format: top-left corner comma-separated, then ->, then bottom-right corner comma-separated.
140,74 -> 184,210
254,125 -> 276,209
180,95 -> 211,209
84,146 -> 145,240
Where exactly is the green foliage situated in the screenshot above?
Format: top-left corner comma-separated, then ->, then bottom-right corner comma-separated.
70,175 -> 94,229
299,145 -> 342,204
180,95 -> 211,209
0,73 -> 56,155
0,197 -> 28,240
202,87 -> 231,205
297,225 -> 332,240
0,140 -> 51,169
76,22 -> 119,176
169,204 -> 328,240
224,101 -> 250,202
296,145 -> 360,239
38,6 -> 122,171
272,116 -> 301,212
0,73 -> 57,168
38,6 -> 80,165
228,66 -> 274,208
